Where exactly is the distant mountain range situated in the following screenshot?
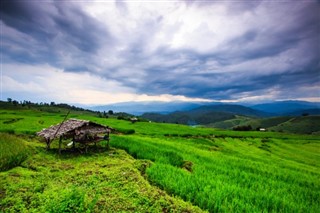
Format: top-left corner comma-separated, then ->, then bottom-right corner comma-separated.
140,104 -> 271,125
90,100 -> 320,134
90,100 -> 320,116
90,101 -> 211,115
250,101 -> 320,115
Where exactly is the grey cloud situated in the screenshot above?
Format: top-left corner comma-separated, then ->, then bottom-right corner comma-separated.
115,0 -> 128,14
226,1 -> 263,14
2,0 -> 319,102
1,0 -> 111,70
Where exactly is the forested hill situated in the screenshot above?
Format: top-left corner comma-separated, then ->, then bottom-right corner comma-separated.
189,104 -> 272,117
141,104 -> 271,125
141,104 -> 320,135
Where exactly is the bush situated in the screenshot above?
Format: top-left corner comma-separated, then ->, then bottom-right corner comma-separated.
180,134 -> 192,138
116,128 -> 135,135
0,129 -> 15,134
233,125 -> 252,131
182,160 -> 193,172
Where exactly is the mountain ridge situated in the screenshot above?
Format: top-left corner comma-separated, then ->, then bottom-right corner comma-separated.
141,104 -> 272,125
90,100 -> 320,116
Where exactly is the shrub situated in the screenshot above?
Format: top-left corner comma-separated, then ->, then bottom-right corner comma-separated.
180,134 -> 192,138
0,129 -> 15,134
261,138 -> 270,143
116,128 -> 135,135
182,160 -> 193,172
233,125 -> 252,131
117,116 -> 125,120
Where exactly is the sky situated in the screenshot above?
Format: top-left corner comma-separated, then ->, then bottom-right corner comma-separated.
1,0 -> 319,105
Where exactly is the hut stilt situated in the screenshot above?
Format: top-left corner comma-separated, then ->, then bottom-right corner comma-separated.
46,138 -> 51,150
59,136 -> 62,154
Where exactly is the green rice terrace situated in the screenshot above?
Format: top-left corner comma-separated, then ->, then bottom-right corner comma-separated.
0,105 -> 319,212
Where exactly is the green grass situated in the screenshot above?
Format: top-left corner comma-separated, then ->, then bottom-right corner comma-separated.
269,116 -> 320,134
0,142 -> 203,212
207,115 -> 253,129
0,133 -> 30,171
110,135 -> 320,212
1,107 -> 320,212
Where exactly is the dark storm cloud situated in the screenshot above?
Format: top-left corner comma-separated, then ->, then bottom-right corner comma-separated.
132,0 -> 319,100
1,0 -> 319,103
1,0 -> 110,70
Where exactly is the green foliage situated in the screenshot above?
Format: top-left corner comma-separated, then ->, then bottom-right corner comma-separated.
0,100 -> 98,115
0,133 -> 30,171
232,124 -> 252,131
44,187 -> 100,213
116,128 -> 135,135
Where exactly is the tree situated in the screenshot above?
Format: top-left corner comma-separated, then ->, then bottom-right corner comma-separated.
7,98 -> 12,103
12,100 -> 19,106
233,125 -> 252,131
108,110 -> 114,115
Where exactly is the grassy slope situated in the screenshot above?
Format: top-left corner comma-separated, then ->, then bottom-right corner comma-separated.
0,109 -> 204,212
1,108 -> 320,212
210,115 -> 320,135
0,138 -> 203,212
110,135 -> 320,212
269,116 -> 320,134
208,116 -> 252,129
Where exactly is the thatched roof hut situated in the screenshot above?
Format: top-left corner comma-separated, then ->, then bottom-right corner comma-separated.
37,118 -> 110,139
37,118 -> 113,153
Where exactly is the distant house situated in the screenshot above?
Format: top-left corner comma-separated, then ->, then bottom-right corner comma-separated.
259,128 -> 266,132
37,118 -> 113,153
130,117 -> 138,123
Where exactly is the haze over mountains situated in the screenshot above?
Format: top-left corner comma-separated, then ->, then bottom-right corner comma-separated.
250,101 -> 320,115
91,100 -> 320,116
90,100 -> 320,135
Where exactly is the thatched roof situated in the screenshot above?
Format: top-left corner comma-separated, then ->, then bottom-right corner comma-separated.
37,118 -> 109,140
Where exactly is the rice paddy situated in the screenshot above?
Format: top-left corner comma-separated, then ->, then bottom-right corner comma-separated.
0,108 -> 319,212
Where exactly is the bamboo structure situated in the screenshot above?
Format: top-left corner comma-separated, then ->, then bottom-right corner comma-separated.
37,118 -> 113,153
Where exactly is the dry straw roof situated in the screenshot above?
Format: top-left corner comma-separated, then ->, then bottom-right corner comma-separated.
37,118 -> 108,140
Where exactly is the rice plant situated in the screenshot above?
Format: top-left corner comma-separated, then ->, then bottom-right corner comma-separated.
111,135 -> 320,212
0,133 -> 30,171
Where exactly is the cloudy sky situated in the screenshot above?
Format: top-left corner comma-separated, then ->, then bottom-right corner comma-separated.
1,0 -> 319,105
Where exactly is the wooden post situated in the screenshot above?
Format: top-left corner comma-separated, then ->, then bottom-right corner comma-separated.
106,131 -> 110,150
59,136 -> 62,154
72,135 -> 76,150
46,138 -> 51,150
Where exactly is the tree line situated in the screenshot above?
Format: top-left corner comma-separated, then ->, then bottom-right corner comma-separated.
5,98 -> 91,112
